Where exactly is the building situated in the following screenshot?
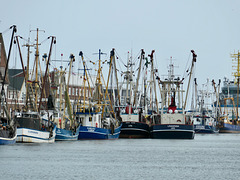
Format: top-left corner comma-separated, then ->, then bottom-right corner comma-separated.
0,33 -> 10,117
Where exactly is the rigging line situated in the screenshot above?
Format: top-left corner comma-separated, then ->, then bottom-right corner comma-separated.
115,50 -> 126,67
1,27 -> 11,34
39,37 -> 49,45
85,63 -> 94,90
132,50 -> 141,67
182,51 -> 192,80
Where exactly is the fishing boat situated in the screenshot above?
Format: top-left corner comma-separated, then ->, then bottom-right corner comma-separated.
150,50 -> 196,139
43,110 -> 79,141
0,25 -> 17,145
44,54 -> 80,141
193,113 -> 219,134
117,49 -> 152,138
76,50 -> 121,140
191,79 -> 219,133
218,96 -> 240,133
218,51 -> 240,133
14,29 -> 56,143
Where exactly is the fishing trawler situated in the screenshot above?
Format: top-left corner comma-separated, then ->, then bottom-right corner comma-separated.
45,54 -> 80,141
193,111 -> 219,133
150,50 -> 196,139
76,50 -> 121,140
0,26 -> 17,145
14,29 -> 56,143
191,79 -> 219,133
217,51 -> 240,133
117,49 -> 153,138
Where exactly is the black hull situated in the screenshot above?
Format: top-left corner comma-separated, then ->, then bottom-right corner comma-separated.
150,124 -> 195,139
119,121 -> 149,138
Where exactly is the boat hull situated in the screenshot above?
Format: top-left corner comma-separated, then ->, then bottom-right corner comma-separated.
194,125 -> 219,134
17,126 -> 56,143
55,126 -> 80,141
119,121 -> 149,138
78,125 -> 121,140
0,134 -> 17,145
219,123 -> 240,133
150,124 -> 195,139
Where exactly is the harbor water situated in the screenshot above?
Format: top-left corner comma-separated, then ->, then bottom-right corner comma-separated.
1,134 -> 240,180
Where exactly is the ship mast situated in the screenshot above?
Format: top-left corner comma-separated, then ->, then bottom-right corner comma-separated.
38,36 -> 56,112
149,50 -> 159,113
77,51 -> 93,113
30,28 -> 45,110
133,49 -> 145,107
0,25 -> 17,122
231,51 -> 240,123
184,50 -> 197,110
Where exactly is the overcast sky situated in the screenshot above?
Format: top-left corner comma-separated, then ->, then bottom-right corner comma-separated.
1,0 -> 240,90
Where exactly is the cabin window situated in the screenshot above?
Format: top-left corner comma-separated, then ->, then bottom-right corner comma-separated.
32,115 -> 38,119
79,89 -> 82,96
89,116 -> 92,122
79,117 -> 83,124
53,113 -> 58,118
23,114 -> 30,118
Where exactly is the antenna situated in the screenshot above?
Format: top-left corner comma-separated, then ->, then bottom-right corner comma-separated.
93,49 -> 107,60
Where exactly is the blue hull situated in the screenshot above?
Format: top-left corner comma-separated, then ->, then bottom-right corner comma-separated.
219,123 -> 240,133
150,124 -> 195,139
194,125 -> 219,134
120,121 -> 149,138
55,126 -> 80,141
0,134 -> 17,145
78,125 -> 122,140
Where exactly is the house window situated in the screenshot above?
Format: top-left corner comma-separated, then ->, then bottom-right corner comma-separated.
76,88 -> 78,96
79,89 -> 82,96
69,87 -> 71,95
72,88 -> 75,96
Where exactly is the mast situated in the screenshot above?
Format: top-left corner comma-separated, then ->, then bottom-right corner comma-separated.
184,50 -> 197,110
231,51 -> 240,123
23,36 -> 34,109
133,49 -> 144,107
112,49 -> 121,107
30,28 -> 45,110
1,25 -> 17,91
104,48 -> 121,107
149,50 -> 159,113
0,25 -> 17,122
95,49 -> 106,106
64,54 -> 75,126
78,51 -> 93,112
38,36 -> 56,112
129,49 -> 133,108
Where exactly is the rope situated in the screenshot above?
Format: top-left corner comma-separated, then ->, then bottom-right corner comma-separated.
1,27 -> 11,34
182,51 -> 192,81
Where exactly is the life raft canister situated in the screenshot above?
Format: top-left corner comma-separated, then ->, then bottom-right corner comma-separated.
59,118 -> 61,128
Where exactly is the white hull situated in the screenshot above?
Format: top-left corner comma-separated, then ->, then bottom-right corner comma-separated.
17,127 -> 56,143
